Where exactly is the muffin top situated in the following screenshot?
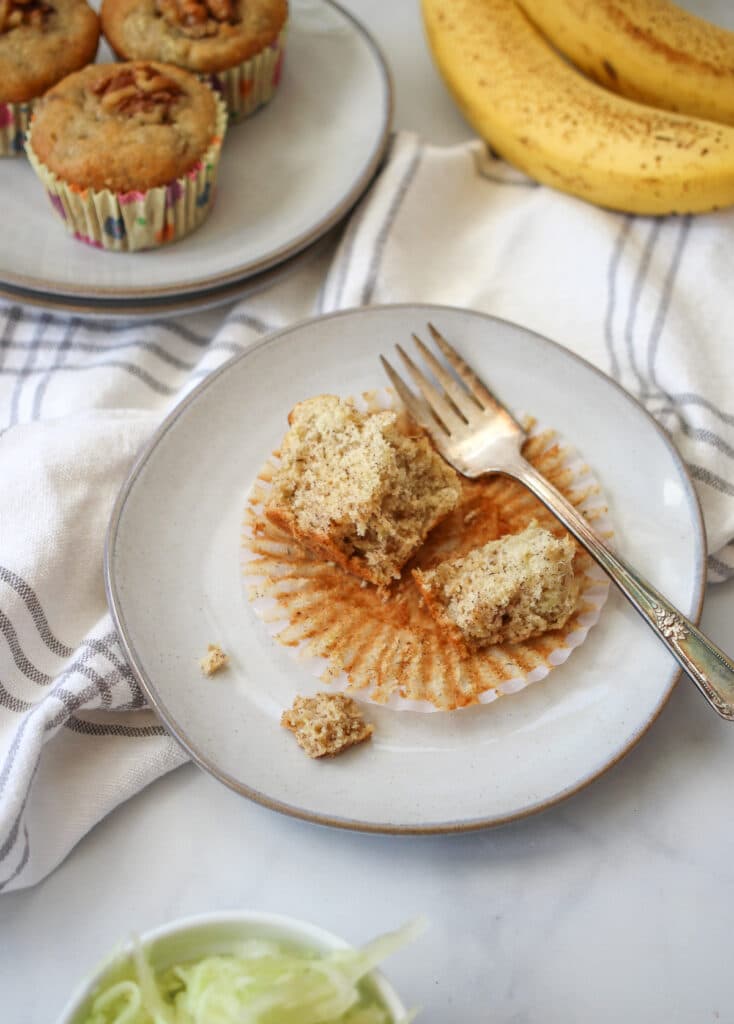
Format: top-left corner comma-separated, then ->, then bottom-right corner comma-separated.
101,0 -> 287,74
29,61 -> 219,191
0,0 -> 100,103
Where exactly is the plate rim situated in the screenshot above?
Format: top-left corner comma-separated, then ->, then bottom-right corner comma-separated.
105,303 -> 708,834
0,230 -> 335,320
0,0 -> 393,302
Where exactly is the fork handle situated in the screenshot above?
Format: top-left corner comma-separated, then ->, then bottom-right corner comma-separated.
514,460 -> 734,721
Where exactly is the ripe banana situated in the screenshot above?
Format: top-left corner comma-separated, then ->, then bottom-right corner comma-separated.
517,0 -> 734,127
421,0 -> 734,214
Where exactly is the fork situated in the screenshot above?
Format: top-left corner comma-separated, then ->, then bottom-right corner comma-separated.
381,323 -> 734,721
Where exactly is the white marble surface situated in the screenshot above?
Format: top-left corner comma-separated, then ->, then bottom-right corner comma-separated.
3,1 -> 734,1021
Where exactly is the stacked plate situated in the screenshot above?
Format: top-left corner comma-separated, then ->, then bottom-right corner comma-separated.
0,0 -> 392,318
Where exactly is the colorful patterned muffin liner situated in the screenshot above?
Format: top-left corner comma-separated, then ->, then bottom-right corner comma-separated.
24,94 -> 227,252
0,100 -> 34,158
204,24 -> 287,122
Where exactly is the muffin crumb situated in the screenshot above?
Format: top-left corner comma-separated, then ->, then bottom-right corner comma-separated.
200,643 -> 229,676
281,692 -> 373,759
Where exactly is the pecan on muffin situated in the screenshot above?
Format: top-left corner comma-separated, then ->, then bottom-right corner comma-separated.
0,0 -> 99,156
25,61 -> 227,251
101,0 -> 287,121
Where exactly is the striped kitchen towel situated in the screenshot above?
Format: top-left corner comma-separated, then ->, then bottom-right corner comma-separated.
2,131 -> 734,891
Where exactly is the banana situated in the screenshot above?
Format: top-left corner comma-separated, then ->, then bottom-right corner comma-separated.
421,0 -> 734,214
517,0 -> 734,127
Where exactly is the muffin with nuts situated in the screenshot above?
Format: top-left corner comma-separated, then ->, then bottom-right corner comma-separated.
25,61 -> 227,251
0,0 -> 99,156
101,0 -> 287,121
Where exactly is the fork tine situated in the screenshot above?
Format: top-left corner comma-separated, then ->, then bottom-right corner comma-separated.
380,356 -> 449,445
395,344 -> 467,435
411,332 -> 481,421
427,322 -> 524,430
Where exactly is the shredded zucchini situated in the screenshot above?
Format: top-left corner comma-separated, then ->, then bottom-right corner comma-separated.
78,919 -> 424,1024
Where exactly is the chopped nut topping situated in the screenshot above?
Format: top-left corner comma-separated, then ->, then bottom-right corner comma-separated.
0,0 -> 54,33
91,65 -> 184,122
155,0 -> 239,38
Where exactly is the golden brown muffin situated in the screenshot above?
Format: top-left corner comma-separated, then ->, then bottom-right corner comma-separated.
101,0 -> 287,119
26,61 -> 227,250
265,395 -> 462,587
413,523 -> 580,651
0,0 -> 99,103
0,0 -> 99,155
29,61 -> 218,191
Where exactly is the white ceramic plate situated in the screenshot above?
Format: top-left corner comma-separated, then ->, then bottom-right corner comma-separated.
0,0 -> 391,302
0,230 -> 334,320
105,305 -> 706,832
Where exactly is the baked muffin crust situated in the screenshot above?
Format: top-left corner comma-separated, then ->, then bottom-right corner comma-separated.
29,61 -> 218,191
0,0 -> 100,103
101,0 -> 287,73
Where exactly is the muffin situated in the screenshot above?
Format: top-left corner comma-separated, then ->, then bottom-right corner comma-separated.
265,395 -> 462,587
25,61 -> 227,251
0,0 -> 99,156
413,523 -> 580,651
101,0 -> 287,121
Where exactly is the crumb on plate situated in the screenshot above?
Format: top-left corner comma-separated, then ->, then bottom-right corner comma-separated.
281,692 -> 374,759
200,643 -> 229,676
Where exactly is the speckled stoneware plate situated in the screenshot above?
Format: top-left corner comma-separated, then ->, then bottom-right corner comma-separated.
105,305 -> 706,833
0,0 -> 391,306
0,230 -> 334,320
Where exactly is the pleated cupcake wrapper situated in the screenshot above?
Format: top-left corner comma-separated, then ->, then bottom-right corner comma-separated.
203,24 -> 287,122
24,94 -> 227,252
242,390 -> 614,714
0,100 -> 33,158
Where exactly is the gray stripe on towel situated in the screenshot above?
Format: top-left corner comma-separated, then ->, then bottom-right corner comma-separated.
360,141 -> 423,306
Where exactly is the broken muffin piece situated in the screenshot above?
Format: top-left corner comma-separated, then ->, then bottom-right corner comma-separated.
413,522 -> 579,651
199,643 -> 229,676
281,692 -> 374,759
265,395 -> 461,586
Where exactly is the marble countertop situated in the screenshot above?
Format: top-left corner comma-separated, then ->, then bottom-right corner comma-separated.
3,2 -> 734,1021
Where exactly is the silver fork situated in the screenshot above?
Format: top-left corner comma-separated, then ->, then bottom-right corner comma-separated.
381,323 -> 734,721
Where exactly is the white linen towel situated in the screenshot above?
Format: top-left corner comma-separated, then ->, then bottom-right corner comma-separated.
2,132 -> 734,892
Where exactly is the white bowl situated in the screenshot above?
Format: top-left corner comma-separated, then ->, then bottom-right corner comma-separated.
56,910 -> 408,1023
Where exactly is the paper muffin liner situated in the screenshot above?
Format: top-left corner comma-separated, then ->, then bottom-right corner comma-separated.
24,94 -> 227,252
203,24 -> 287,122
242,390 -> 613,714
0,100 -> 33,157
